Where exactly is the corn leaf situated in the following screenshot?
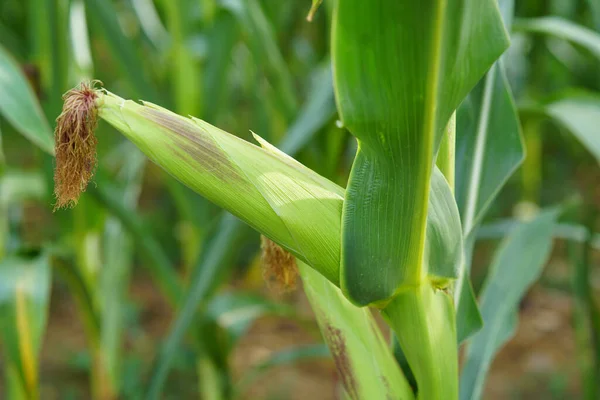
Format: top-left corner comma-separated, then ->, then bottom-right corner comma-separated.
0,125 -> 4,170
426,168 -> 463,282
30,0 -> 70,118
163,0 -> 201,117
454,0 -> 525,342
69,0 -> 94,80
89,182 -> 182,305
334,0 -> 509,305
478,219 -> 600,251
204,10 -> 240,121
459,209 -> 560,400
83,0 -> 158,100
0,251 -> 51,399
513,17 -> 600,62
278,62 -> 336,156
145,214 -> 248,399
235,344 -> 330,397
299,261 -> 415,400
221,0 -> 298,118
205,292 -> 295,342
455,64 -> 524,237
454,64 -> 524,341
535,92 -> 600,164
130,0 -> 169,50
0,44 -> 53,154
588,0 -> 600,31
99,149 -> 146,393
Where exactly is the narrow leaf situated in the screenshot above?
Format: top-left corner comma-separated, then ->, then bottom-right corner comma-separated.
145,215 -> 247,399
235,344 -> 330,397
83,0 -> 158,100
514,17 -> 600,61
0,251 -> 51,399
299,261 -> 414,400
0,45 -> 53,154
540,92 -> 600,164
460,209 -> 561,400
278,63 -> 336,156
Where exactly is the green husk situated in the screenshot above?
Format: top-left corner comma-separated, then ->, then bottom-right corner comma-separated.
96,90 -> 343,284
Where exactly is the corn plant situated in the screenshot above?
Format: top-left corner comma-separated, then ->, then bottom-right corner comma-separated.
2,0 -> 600,399
47,1 -> 510,398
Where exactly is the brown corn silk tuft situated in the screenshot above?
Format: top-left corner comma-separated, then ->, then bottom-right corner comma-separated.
260,236 -> 298,293
53,81 -> 101,210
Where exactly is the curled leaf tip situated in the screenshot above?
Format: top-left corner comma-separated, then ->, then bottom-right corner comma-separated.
53,80 -> 102,210
306,0 -> 323,22
260,236 -> 298,293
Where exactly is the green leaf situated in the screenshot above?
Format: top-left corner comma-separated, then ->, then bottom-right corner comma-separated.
513,17 -> 600,62
456,66 -> 525,237
454,46 -> 524,342
99,149 -> 146,392
587,0 -> 600,31
89,183 -> 182,305
278,62 -> 336,156
478,219 -> 600,251
222,0 -> 298,118
235,344 -> 330,398
459,209 -> 561,400
163,0 -> 202,116
0,44 -> 54,154
299,261 -> 415,400
307,0 -> 324,21
425,168 -> 463,282
204,291 -> 295,346
204,11 -> 240,121
0,170 -> 47,258
145,215 -> 247,399
83,0 -> 158,100
334,0 -> 509,305
536,92 -> 600,164
0,125 -> 4,171
0,171 -> 47,207
69,0 -> 94,80
0,251 -> 52,399
129,0 -> 169,50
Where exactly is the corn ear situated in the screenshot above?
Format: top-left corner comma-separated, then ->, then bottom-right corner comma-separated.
97,91 -> 343,284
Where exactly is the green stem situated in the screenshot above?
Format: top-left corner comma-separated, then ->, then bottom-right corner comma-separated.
382,284 -> 458,400
521,117 -> 542,203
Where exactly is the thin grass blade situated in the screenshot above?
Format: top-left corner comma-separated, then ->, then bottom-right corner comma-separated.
460,208 -> 561,400
0,251 -> 51,399
299,261 -> 414,400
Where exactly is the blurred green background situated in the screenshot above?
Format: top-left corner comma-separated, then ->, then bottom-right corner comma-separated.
0,0 -> 599,399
